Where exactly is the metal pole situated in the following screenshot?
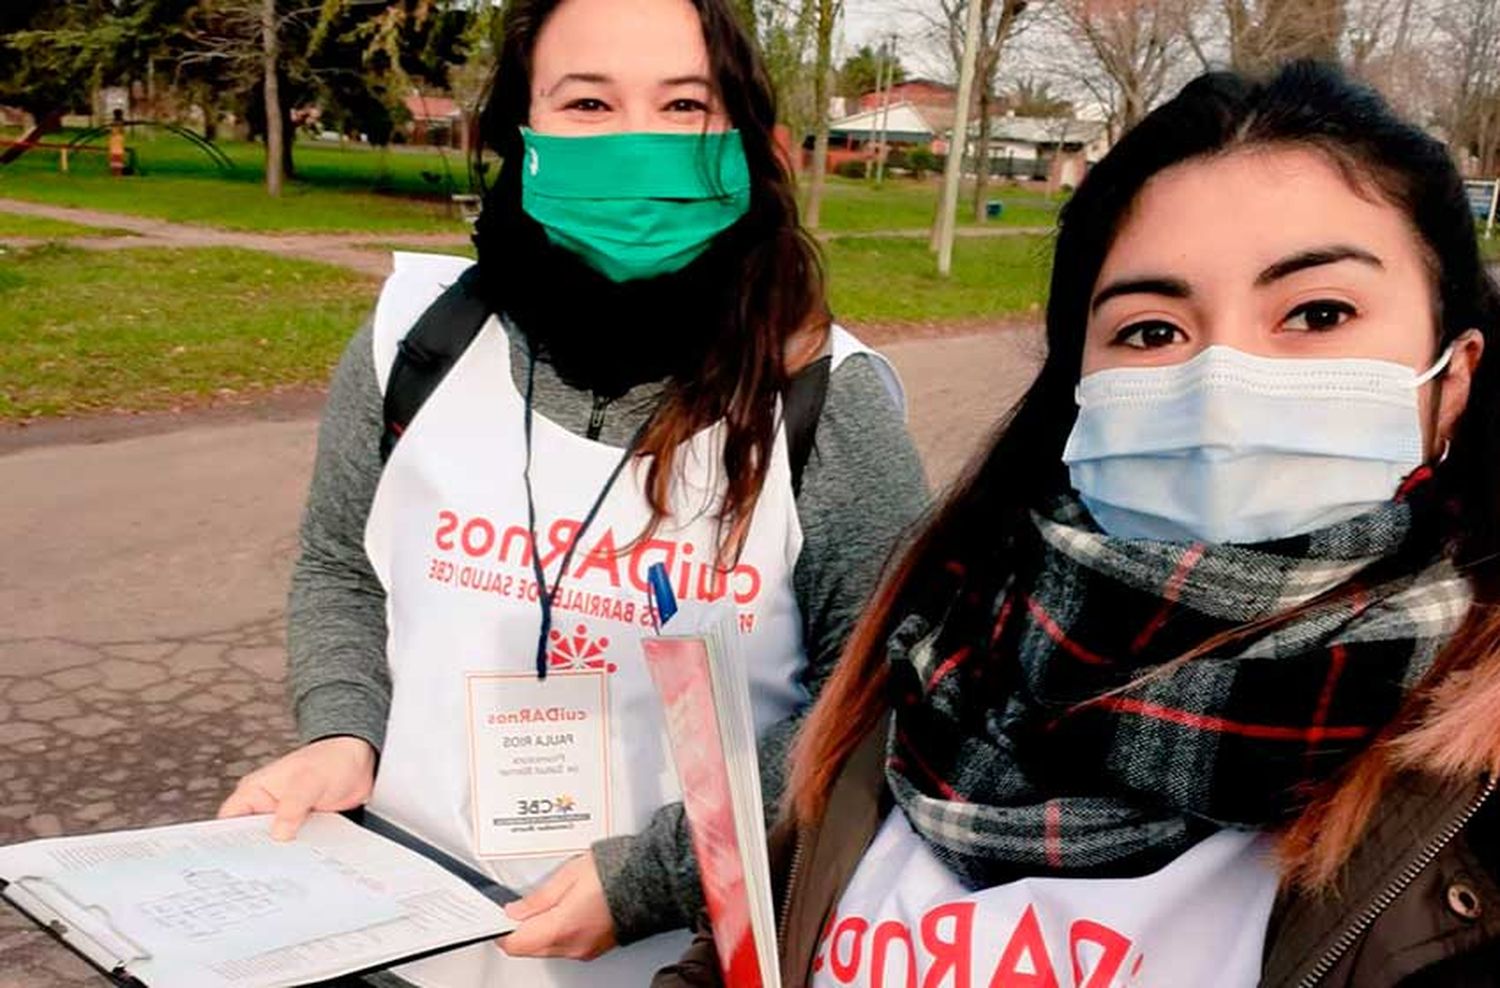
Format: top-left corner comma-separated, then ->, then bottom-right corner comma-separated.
936,0 -> 985,275
865,41 -> 889,180
874,36 -> 896,187
1488,178 -> 1498,238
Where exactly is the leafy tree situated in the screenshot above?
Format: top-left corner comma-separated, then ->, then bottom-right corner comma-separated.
177,0 -> 473,186
758,0 -> 817,175
0,0 -> 199,160
838,43 -> 904,101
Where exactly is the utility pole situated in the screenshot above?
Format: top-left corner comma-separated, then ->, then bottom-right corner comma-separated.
935,0 -> 984,275
865,41 -> 889,180
874,35 -> 897,187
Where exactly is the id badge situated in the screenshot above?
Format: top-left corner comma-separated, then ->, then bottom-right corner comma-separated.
465,671 -> 613,859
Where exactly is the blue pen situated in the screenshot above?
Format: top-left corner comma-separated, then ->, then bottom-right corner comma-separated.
647,562 -> 678,627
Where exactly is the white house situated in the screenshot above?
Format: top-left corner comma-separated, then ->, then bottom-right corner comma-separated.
826,101 -> 939,150
966,114 -> 1111,186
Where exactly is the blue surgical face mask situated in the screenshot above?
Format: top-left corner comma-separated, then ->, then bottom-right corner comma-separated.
1061,345 -> 1454,544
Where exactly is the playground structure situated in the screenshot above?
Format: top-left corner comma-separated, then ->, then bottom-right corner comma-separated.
0,120 -> 233,173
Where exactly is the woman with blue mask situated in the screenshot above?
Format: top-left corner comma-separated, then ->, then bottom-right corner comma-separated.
659,62 -> 1500,988
217,1 -> 927,986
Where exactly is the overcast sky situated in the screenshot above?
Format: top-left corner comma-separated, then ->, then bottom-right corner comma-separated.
835,1 -> 1111,116
840,0 -> 950,79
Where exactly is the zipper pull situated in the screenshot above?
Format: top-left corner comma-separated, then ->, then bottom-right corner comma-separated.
586,393 -> 612,441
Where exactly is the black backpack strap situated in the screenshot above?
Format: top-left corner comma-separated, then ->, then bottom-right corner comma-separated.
380,266 -> 490,463
783,354 -> 832,497
383,273 -> 833,493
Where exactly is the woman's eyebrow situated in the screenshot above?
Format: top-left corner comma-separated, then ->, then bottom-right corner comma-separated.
1090,276 -> 1191,313
660,75 -> 713,87
1254,245 -> 1383,285
541,72 -> 611,95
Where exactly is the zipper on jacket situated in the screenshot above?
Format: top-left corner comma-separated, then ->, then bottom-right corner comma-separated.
586,394 -> 612,442
1293,773 -> 1497,988
777,830 -> 809,956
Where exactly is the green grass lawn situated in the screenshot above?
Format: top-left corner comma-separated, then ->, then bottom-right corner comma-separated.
0,244 -> 376,419
815,175 -> 1061,233
0,125 -> 480,196
827,234 -> 1053,324
0,213 -> 124,238
0,129 -> 475,234
0,127 -> 1058,237
0,131 -> 1056,420
0,233 -> 1048,419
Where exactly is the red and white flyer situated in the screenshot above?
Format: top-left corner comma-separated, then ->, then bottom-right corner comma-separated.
641,602 -> 779,988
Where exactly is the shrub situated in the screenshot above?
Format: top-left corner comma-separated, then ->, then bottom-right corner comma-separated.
907,147 -> 939,179
835,158 -> 869,179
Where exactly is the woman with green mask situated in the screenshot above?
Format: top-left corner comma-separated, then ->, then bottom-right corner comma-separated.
217,0 -> 928,986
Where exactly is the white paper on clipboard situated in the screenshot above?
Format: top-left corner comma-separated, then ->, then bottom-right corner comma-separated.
0,812 -> 517,988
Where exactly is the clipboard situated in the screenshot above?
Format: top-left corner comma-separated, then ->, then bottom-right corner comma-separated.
342,808 -> 520,909
0,810 -> 523,988
0,873 -> 150,987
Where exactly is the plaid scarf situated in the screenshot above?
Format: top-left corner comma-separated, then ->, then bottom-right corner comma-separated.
887,481 -> 1472,888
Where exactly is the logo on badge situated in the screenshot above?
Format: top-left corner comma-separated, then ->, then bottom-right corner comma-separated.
554,794 -> 576,812
548,623 -> 617,673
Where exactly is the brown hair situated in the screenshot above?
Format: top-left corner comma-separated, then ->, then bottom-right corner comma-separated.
789,62 -> 1500,889
473,0 -> 828,558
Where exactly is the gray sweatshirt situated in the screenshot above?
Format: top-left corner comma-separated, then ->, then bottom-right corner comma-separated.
287,317 -> 927,944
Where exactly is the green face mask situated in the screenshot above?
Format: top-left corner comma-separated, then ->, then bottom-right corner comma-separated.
518,127 -> 752,283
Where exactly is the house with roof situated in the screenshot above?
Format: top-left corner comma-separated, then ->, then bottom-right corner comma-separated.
827,102 -> 939,151
815,101 -> 941,173
819,101 -> 1110,188
969,114 -> 1111,187
858,79 -> 956,124
403,92 -> 467,148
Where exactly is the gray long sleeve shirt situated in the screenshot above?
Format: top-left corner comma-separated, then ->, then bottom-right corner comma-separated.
287,317 -> 928,944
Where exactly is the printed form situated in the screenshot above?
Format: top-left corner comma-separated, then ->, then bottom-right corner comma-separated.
0,813 -> 515,988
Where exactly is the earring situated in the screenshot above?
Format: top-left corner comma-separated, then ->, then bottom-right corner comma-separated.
1440,438 -> 1452,464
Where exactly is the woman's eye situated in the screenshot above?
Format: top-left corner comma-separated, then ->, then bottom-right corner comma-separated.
665,98 -> 710,113
1283,300 -> 1356,332
563,98 -> 610,112
1114,321 -> 1185,349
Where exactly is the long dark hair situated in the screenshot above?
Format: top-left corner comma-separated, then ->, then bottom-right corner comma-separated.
790,61 -> 1500,885
472,0 -> 826,557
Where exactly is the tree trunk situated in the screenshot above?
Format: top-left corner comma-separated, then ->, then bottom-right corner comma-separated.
972,87 -> 992,222
262,0 -> 285,197
202,101 -> 218,143
802,0 -> 836,229
1225,0 -> 1253,70
1122,85 -> 1144,132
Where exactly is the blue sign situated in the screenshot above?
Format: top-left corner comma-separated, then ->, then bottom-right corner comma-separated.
1465,180 -> 1497,221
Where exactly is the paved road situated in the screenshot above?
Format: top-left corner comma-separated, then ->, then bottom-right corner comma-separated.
0,327 -> 1043,986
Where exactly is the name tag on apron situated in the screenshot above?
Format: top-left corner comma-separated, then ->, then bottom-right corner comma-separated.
465,672 -> 613,859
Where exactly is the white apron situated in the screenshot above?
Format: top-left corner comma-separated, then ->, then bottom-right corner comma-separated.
363,253 -> 901,987
813,813 -> 1279,988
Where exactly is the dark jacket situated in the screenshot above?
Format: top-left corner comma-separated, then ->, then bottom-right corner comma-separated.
654,719 -> 1500,988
